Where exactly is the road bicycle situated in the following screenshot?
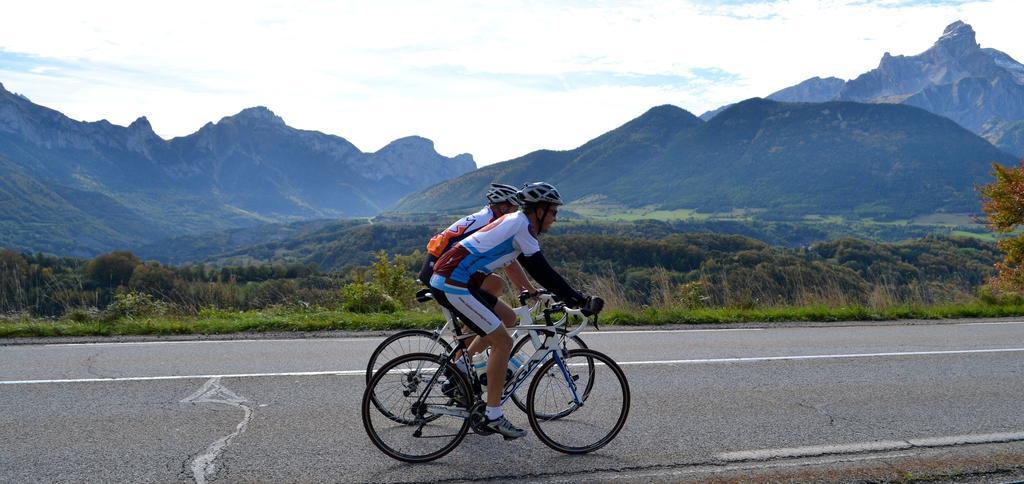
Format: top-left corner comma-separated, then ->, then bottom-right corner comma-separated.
364,289 -> 590,414
361,292 -> 630,463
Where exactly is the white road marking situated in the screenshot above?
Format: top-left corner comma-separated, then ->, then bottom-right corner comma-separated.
181,378 -> 255,484
584,328 -> 764,335
719,440 -> 913,461
3,347 -> 1024,385
717,431 -> 1024,462
546,452 -> 916,482
908,432 -> 1024,447
960,321 -> 1024,326
0,369 -> 367,385
41,337 -> 377,347
615,347 -> 1024,366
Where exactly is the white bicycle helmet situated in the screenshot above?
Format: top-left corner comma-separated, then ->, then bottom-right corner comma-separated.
517,182 -> 563,206
486,183 -> 520,205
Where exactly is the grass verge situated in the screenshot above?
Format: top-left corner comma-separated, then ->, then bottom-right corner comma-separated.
603,302 -> 1024,325
0,307 -> 445,338
4,302 -> 1024,339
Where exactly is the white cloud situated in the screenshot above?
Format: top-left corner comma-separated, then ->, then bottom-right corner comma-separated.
0,0 -> 1020,165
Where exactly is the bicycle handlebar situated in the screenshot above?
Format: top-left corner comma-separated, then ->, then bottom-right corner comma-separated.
519,289 -> 554,307
524,292 -> 556,313
540,297 -> 603,338
513,293 -> 601,338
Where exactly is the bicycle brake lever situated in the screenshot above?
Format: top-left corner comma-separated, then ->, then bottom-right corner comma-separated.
592,314 -> 600,331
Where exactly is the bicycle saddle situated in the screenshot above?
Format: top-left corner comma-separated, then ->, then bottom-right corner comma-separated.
415,288 -> 435,303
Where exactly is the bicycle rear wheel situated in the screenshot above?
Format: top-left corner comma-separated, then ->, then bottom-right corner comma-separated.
362,352 -> 472,463
366,329 -> 453,382
527,349 -> 630,454
510,332 -> 592,417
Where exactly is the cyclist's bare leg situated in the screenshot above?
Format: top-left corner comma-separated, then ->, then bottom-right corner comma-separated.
480,326 -> 513,407
480,273 -> 505,299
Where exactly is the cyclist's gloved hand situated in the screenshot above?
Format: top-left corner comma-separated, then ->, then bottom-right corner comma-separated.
581,296 -> 604,317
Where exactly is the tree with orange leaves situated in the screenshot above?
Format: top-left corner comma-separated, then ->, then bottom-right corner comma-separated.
979,160 -> 1024,291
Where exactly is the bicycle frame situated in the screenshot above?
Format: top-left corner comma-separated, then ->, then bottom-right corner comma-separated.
499,305 -> 588,406
412,303 -> 590,420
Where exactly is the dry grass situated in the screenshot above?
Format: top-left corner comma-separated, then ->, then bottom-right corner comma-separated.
578,271 -> 979,313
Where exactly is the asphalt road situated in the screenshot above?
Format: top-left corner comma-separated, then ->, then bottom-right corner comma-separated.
2,319 -> 1023,483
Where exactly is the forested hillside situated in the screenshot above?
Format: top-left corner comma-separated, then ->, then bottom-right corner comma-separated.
1,233 -> 999,318
133,213 -> 988,272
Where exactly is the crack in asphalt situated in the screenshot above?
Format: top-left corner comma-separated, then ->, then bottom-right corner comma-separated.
793,398 -> 889,443
180,378 -> 255,484
796,401 -> 837,426
81,351 -> 110,379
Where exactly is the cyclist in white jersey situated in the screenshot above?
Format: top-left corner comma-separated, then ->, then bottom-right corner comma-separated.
430,182 -> 595,439
417,184 -> 537,329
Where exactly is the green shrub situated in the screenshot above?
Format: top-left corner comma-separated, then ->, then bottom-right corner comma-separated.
341,279 -> 400,313
677,281 -> 708,309
369,251 -> 417,308
977,284 -> 1024,305
66,307 -> 100,323
103,292 -> 166,320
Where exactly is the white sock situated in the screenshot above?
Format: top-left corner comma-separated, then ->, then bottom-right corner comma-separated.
485,406 -> 503,420
455,359 -> 468,374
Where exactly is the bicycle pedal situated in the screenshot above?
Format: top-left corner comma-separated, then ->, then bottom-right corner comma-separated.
472,425 -> 495,436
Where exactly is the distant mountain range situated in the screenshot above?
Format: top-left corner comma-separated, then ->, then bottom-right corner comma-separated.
0,83 -> 474,255
397,99 -> 1015,219
3,19 -> 1021,259
702,21 -> 1024,158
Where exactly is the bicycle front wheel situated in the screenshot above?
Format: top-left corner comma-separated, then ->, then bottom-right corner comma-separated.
366,329 -> 453,382
527,349 -> 630,455
362,352 -> 472,463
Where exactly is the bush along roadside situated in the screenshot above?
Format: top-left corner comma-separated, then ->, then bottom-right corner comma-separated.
5,301 -> 1024,338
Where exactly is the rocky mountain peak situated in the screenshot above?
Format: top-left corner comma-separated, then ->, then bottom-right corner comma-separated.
222,106 -> 286,127
939,20 -> 974,44
930,20 -> 979,58
128,116 -> 153,132
368,135 -> 475,184
380,135 -> 435,152
694,20 -> 1024,156
0,82 -> 23,103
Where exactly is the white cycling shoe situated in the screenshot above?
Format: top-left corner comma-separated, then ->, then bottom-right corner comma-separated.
483,415 -> 527,440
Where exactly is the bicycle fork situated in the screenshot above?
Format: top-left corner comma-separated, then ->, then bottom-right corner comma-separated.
551,351 -> 584,407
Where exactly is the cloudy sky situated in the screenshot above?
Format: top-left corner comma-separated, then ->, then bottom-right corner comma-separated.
0,0 -> 1020,166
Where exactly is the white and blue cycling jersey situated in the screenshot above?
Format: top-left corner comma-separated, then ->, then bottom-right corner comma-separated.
430,211 -> 540,294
